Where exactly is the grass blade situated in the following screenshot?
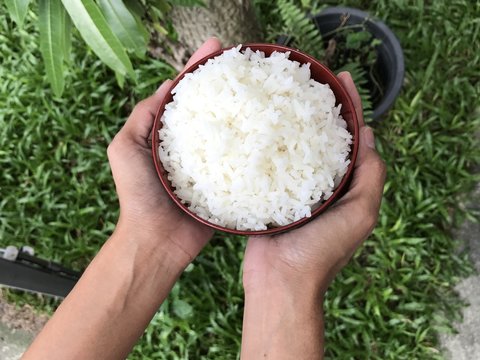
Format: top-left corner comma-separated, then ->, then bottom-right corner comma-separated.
115,71 -> 125,89
97,0 -> 147,57
39,0 -> 65,97
61,0 -> 134,77
4,0 -> 32,26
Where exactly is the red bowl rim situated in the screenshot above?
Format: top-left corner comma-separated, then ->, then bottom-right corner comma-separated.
152,43 -> 359,236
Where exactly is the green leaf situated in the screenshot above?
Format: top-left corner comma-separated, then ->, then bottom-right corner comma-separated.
153,23 -> 169,36
278,0 -> 324,59
169,0 -> 206,7
97,0 -> 147,57
422,43 -> 440,92
124,0 -> 149,43
39,0 -> 65,97
151,0 -> 171,13
60,6 -> 72,62
61,0 -> 134,77
173,299 -> 193,319
346,31 -> 372,50
115,71 -> 125,89
4,0 -> 32,26
124,0 -> 145,17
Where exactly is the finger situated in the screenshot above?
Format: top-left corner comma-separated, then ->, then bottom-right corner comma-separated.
339,126 -> 386,212
119,80 -> 173,144
311,127 -> 385,258
337,71 -> 364,127
184,37 -> 222,69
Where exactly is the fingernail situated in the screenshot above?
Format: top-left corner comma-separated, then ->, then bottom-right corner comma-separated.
362,127 -> 375,149
156,79 -> 172,93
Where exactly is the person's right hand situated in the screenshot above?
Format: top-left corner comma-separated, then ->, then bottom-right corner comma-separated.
240,72 -> 387,359
107,38 -> 222,268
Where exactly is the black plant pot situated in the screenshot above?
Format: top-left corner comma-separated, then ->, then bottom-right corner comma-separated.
311,7 -> 405,120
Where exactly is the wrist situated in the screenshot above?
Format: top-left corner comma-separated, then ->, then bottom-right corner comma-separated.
111,217 -> 190,272
242,280 -> 324,359
244,276 -> 324,307
243,264 -> 329,301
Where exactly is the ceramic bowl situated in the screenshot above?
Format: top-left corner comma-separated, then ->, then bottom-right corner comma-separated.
152,43 -> 359,235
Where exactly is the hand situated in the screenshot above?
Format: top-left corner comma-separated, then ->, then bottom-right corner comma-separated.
243,72 -> 387,296
107,38 -> 222,267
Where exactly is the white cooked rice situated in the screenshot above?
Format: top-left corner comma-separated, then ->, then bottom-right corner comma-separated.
159,46 -> 352,231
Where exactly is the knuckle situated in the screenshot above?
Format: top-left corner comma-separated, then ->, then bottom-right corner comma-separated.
378,159 -> 387,179
362,198 -> 380,234
379,158 -> 387,177
370,155 -> 386,176
107,135 -> 122,158
133,99 -> 148,113
106,141 -> 115,158
354,199 -> 379,236
329,240 -> 354,270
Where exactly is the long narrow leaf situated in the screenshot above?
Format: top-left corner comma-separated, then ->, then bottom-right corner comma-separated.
61,0 -> 134,77
124,0 -> 145,17
39,0 -> 65,97
4,0 -> 32,26
115,71 -> 125,89
124,0 -> 149,44
60,7 -> 72,62
98,0 -> 147,57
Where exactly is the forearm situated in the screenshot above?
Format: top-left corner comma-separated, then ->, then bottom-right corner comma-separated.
23,224 -> 186,360
241,283 -> 324,360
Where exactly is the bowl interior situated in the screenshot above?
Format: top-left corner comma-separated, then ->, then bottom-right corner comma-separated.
152,43 -> 359,236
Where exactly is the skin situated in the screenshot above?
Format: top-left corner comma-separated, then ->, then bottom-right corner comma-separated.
23,38 -> 386,360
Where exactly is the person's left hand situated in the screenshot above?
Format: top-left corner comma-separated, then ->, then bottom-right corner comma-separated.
243,72 -> 386,296
107,38 -> 222,267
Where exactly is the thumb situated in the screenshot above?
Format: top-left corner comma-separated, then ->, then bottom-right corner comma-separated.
339,126 -> 386,213
119,80 -> 174,145
356,126 -> 377,164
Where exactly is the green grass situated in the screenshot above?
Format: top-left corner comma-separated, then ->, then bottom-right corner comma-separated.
1,1 -> 480,359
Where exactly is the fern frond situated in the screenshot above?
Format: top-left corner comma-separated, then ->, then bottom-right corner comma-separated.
277,0 -> 324,59
275,0 -> 373,120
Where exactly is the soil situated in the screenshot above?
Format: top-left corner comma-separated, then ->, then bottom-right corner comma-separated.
0,290 -> 48,334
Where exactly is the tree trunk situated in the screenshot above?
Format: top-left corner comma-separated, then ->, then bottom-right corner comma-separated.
156,0 -> 262,70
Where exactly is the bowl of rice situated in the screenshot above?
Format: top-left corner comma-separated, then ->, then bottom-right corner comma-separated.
152,43 -> 359,235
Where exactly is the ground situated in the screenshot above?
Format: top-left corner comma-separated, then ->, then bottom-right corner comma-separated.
440,180 -> 480,360
0,291 -> 48,359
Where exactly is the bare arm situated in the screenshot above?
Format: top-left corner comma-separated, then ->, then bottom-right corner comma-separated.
242,283 -> 324,359
23,225 -> 191,360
